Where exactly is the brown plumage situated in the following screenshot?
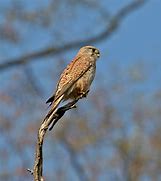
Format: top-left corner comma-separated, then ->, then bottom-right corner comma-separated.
45,45 -> 100,120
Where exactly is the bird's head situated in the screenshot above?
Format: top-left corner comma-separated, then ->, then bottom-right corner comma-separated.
79,45 -> 100,59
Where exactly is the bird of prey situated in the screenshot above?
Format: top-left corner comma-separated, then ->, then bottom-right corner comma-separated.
45,45 -> 100,121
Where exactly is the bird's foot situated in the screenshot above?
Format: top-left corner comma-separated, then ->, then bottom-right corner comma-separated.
78,90 -> 90,99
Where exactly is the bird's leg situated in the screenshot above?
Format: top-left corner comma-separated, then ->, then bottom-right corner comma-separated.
83,90 -> 90,97
78,90 -> 90,99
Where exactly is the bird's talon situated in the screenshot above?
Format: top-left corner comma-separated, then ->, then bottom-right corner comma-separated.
83,90 -> 89,97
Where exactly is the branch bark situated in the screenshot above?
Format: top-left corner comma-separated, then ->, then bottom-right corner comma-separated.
33,100 -> 78,181
0,0 -> 148,71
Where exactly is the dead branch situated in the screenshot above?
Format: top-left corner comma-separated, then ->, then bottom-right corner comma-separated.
33,99 -> 78,181
0,0 -> 148,71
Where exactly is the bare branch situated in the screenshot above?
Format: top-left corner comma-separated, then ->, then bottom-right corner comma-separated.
33,99 -> 78,181
0,0 -> 148,71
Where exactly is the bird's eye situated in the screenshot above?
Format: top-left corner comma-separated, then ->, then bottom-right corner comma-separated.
91,48 -> 95,53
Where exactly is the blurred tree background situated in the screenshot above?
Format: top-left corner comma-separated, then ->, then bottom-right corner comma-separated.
0,0 -> 161,180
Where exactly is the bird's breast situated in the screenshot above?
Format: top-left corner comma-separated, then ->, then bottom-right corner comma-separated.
64,65 -> 96,100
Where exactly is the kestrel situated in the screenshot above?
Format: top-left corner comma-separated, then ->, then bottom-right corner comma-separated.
45,45 -> 100,119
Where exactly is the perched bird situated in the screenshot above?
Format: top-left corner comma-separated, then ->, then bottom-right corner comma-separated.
45,45 -> 100,120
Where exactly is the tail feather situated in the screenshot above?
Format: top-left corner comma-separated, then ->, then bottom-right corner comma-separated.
45,95 -> 64,120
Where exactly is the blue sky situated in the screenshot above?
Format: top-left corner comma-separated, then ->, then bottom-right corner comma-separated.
0,0 -> 161,180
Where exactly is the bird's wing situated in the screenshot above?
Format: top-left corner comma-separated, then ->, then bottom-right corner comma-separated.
54,55 -> 92,102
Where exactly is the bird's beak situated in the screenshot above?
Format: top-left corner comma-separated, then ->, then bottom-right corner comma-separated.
95,49 -> 100,58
